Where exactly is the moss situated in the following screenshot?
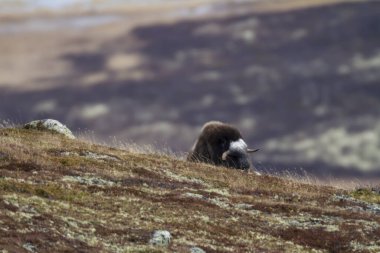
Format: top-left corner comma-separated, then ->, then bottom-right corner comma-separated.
0,179 -> 89,202
351,188 -> 380,204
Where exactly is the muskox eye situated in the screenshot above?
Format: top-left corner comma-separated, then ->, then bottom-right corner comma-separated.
218,138 -> 228,149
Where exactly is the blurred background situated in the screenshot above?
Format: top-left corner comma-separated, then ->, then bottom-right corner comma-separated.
0,0 -> 379,181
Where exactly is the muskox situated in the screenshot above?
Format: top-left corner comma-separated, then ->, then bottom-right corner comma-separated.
187,121 -> 259,171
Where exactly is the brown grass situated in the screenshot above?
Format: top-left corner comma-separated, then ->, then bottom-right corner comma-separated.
0,127 -> 379,252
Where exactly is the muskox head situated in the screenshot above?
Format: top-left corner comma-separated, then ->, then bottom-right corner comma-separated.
187,121 -> 259,170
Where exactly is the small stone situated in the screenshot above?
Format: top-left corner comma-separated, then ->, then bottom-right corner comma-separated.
149,230 -> 171,247
62,175 -> 116,187
190,246 -> 206,253
23,243 -> 37,252
235,203 -> 253,210
80,151 -> 119,161
183,192 -> 204,200
59,150 -> 119,161
24,119 -> 75,139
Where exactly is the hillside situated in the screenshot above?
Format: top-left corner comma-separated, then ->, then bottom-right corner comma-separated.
0,127 -> 379,252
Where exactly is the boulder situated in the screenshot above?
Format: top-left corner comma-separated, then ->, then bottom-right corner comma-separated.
149,230 -> 171,247
190,246 -> 206,253
24,119 -> 75,139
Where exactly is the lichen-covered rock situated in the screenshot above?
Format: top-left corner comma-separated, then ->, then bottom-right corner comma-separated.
190,246 -> 206,253
149,230 -> 171,247
60,150 -> 119,161
23,242 -> 37,253
62,175 -> 117,187
80,151 -> 119,161
24,119 -> 75,139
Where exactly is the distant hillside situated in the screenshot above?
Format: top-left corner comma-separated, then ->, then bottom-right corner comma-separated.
0,128 -> 379,252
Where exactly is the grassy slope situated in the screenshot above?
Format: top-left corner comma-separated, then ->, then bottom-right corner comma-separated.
0,128 -> 379,253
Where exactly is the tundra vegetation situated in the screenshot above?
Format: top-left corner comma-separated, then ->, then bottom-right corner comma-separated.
0,127 -> 379,252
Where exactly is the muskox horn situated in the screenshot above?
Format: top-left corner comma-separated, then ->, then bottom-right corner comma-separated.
222,150 -> 230,161
247,148 -> 260,153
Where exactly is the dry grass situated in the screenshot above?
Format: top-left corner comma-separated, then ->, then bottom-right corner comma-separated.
0,127 -> 379,252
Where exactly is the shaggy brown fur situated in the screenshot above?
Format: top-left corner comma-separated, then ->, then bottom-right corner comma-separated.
187,121 -> 258,170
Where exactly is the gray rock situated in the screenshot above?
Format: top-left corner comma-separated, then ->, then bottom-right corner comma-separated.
149,230 -> 171,247
62,175 -> 117,187
24,119 -> 75,139
190,246 -> 206,253
80,151 -> 119,161
22,243 -> 37,252
235,203 -> 253,210
59,150 -> 119,161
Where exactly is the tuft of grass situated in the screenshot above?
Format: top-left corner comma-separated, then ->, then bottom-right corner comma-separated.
0,120 -> 17,129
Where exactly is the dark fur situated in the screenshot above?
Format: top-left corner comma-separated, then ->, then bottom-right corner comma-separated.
187,121 -> 252,170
